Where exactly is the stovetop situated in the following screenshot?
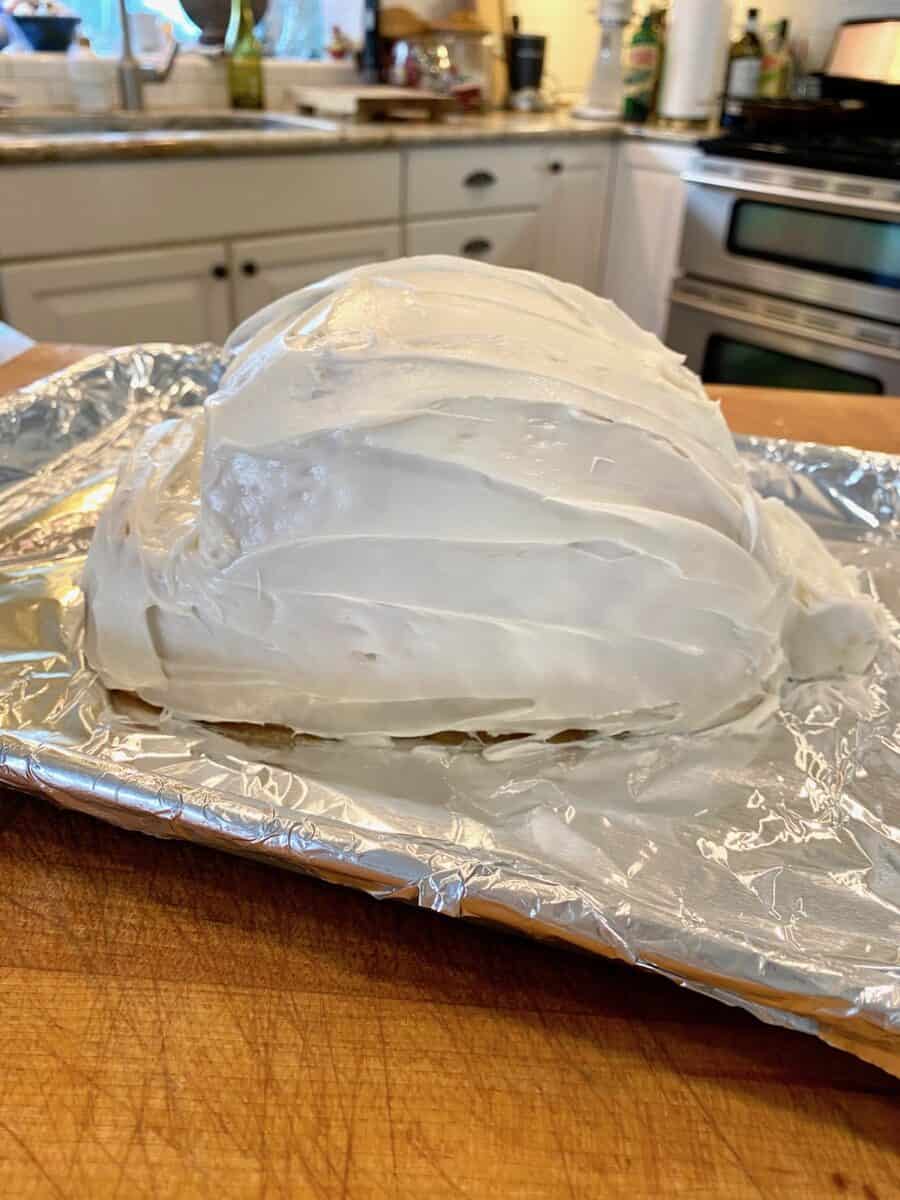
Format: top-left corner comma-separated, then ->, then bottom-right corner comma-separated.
699,132 -> 900,181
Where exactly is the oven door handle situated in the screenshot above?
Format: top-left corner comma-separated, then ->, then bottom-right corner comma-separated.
669,287 -> 900,362
681,171 -> 900,219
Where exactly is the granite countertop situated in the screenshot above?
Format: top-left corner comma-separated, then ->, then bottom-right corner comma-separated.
0,108 -> 702,165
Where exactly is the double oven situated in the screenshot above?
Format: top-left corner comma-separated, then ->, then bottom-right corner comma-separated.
667,156 -> 900,394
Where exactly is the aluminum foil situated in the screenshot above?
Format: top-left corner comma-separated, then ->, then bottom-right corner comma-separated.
1,345 -> 899,1076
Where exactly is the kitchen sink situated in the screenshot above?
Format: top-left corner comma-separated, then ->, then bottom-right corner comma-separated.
0,112 -> 337,137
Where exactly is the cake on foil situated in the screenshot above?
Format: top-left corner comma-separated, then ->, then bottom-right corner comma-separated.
83,257 -> 885,741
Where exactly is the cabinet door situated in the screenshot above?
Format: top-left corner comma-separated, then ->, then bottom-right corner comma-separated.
230,225 -> 402,324
534,143 -> 614,293
602,146 -> 693,337
406,211 -> 538,269
0,244 -> 231,345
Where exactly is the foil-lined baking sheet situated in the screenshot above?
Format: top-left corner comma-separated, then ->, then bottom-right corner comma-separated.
1,345 -> 898,1076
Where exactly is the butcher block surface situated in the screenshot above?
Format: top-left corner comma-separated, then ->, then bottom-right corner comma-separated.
1,345 -> 898,1199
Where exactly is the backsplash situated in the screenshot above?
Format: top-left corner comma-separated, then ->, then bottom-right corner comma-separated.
752,0 -> 900,70
4,0 -> 894,113
0,52 -> 354,112
481,0 -> 900,105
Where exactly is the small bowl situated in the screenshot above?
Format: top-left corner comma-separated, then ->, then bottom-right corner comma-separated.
12,14 -> 80,53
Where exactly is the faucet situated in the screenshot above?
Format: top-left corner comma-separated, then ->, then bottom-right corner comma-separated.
116,0 -> 180,111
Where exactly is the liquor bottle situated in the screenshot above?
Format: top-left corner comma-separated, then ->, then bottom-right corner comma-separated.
759,19 -> 792,98
228,0 -> 265,111
721,7 -> 762,128
623,10 -> 664,123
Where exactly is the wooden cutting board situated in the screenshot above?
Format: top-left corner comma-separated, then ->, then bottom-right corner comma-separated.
0,342 -> 95,392
709,384 -> 900,455
292,85 -> 455,122
1,346 -> 899,1199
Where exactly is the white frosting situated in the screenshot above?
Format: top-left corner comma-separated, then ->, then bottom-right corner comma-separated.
82,256 -> 885,739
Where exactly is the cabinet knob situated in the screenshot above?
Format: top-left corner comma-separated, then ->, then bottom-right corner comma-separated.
549,160 -> 564,174
211,263 -> 229,279
464,169 -> 497,189
241,260 -> 259,276
462,237 -> 493,257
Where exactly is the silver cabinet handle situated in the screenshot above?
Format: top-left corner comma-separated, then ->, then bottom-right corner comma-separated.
669,286 -> 900,361
682,170 -> 900,218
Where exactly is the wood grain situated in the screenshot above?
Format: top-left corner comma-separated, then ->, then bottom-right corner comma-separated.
711,385 -> 900,456
1,347 -> 899,1199
0,344 -> 97,394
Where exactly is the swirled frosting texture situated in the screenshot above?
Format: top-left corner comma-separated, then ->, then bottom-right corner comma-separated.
83,256 -> 884,738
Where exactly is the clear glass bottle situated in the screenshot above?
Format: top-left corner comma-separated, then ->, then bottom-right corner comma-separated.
759,18 -> 792,98
228,0 -> 265,110
722,7 -> 763,127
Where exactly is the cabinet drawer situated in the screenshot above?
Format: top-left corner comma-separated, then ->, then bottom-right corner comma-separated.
406,144 -> 546,217
0,152 -> 401,260
406,211 -> 539,269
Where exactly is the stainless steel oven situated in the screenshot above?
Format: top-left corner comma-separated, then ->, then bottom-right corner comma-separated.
667,277 -> 900,395
679,158 -> 900,324
667,155 -> 900,392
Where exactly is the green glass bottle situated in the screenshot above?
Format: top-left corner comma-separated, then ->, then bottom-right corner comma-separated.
228,0 -> 265,111
623,11 -> 663,123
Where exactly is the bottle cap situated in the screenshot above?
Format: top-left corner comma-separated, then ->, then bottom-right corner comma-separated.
598,0 -> 631,23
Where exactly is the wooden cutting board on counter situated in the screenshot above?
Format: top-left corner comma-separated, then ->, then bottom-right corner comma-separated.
1,345 -> 899,1200
0,342 -> 94,392
709,384 -> 900,455
292,85 -> 455,122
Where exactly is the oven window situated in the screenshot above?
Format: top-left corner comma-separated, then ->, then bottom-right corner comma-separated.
727,201 -> 900,289
701,334 -> 884,394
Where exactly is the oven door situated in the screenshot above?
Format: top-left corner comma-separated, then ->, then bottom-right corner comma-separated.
680,171 -> 900,325
666,284 -> 900,395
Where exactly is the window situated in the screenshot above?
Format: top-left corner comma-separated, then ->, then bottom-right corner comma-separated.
727,200 -> 900,291
75,0 -> 354,57
74,0 -> 199,56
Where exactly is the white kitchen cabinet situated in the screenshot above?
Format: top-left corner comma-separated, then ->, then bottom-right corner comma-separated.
535,142 -> 614,292
230,224 -> 402,323
602,140 -> 697,337
406,210 -> 539,269
0,136 -> 625,345
404,139 -> 615,293
0,243 -> 231,344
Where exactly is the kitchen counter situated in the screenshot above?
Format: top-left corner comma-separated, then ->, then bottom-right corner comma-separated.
1,347 -> 898,1200
0,109 -> 701,164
